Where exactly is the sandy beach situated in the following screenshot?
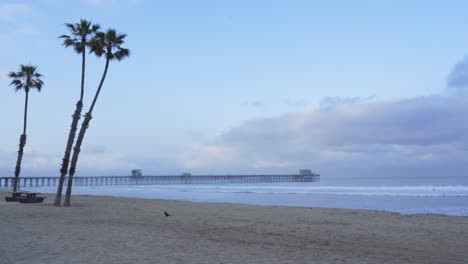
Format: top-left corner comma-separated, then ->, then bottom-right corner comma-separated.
1,190 -> 467,264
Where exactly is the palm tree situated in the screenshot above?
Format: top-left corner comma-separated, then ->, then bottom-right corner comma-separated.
64,29 -> 130,206
8,65 -> 44,192
54,19 -> 100,206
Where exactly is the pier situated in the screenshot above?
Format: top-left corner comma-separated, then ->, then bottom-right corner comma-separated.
0,173 -> 319,188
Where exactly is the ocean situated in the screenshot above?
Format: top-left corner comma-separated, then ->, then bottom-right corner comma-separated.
25,175 -> 468,216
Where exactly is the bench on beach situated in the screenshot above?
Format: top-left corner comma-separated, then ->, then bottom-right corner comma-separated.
5,192 -> 45,203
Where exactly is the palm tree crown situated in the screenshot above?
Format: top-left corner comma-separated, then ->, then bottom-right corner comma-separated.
9,65 -> 44,93
59,19 -> 100,54
90,29 -> 130,61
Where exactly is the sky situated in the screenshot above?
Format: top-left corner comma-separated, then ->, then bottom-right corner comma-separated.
1,0 -> 468,178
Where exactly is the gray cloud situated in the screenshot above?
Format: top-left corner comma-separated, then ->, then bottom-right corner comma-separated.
181,95 -> 468,177
319,96 -> 375,110
227,96 -> 468,147
448,56 -> 468,95
242,100 -> 264,108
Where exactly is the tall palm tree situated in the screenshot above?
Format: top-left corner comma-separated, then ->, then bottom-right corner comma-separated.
8,65 -> 44,192
64,29 -> 130,206
54,19 -> 100,206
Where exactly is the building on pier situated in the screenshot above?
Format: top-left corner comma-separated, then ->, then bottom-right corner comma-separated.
299,169 -> 313,175
131,169 -> 142,177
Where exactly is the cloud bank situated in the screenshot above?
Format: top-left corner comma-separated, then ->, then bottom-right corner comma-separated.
0,147 -> 135,176
181,95 -> 468,177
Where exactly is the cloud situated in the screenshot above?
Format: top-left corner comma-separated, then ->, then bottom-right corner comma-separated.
181,144 -> 241,169
447,55 -> 468,95
83,0 -> 111,5
0,3 -> 40,40
0,147 -> 135,176
319,95 -> 375,110
82,0 -> 141,7
83,145 -> 107,154
180,95 -> 468,176
0,3 -> 36,22
242,100 -> 264,108
78,153 -> 136,171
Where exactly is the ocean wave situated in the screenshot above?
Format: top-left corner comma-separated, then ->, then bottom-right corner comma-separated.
160,184 -> 468,197
26,184 -> 468,197
24,184 -> 468,216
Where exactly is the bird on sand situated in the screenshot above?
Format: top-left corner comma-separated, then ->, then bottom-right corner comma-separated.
164,211 -> 171,217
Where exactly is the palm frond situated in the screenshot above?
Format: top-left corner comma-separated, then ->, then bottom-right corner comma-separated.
91,24 -> 101,32
64,23 -> 76,32
89,29 -> 130,61
61,19 -> 100,54
114,48 -> 130,61
8,72 -> 18,78
8,64 -> 44,93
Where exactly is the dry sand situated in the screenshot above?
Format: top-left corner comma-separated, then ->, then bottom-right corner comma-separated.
1,190 -> 468,264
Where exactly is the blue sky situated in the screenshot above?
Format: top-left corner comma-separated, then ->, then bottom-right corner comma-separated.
1,0 -> 468,177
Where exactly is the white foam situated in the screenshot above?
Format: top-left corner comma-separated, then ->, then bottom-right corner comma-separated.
127,184 -> 468,197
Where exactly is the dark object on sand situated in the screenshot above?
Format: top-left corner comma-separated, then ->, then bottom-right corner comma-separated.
5,192 -> 23,202
5,192 -> 45,203
19,197 -> 45,203
164,211 -> 171,217
5,196 -> 21,202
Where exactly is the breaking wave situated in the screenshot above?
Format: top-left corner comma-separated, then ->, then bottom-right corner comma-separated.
161,184 -> 468,197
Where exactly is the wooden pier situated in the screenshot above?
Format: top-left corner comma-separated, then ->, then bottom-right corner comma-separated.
0,173 -> 319,188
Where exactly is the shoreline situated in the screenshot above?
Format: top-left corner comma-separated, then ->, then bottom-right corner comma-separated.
2,190 -> 468,263
6,186 -> 468,216
6,188 -> 465,217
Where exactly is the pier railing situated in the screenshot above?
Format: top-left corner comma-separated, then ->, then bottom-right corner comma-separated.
0,174 -> 319,188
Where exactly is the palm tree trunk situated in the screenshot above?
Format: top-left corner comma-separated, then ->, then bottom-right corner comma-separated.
63,112 -> 91,206
55,46 -> 87,206
54,100 -> 83,206
80,47 -> 86,100
13,134 -> 26,192
23,91 -> 28,135
64,59 -> 110,206
13,91 -> 29,192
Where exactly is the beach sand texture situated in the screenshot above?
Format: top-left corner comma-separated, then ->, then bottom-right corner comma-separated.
1,190 -> 467,264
